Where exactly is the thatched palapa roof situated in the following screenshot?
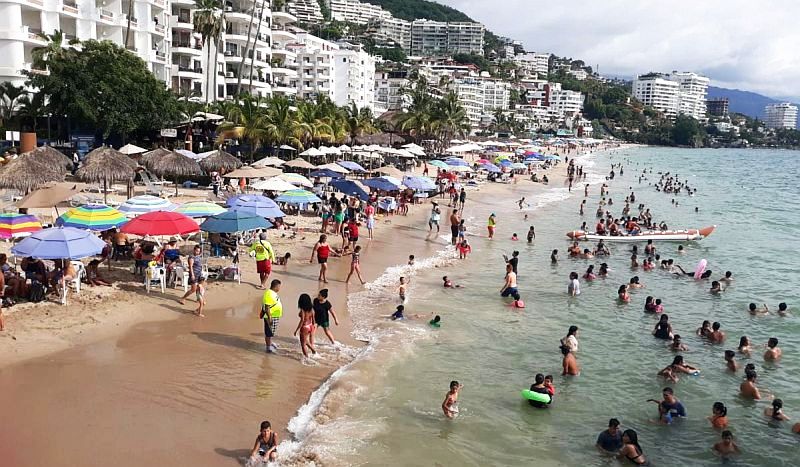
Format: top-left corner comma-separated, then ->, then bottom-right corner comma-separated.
0,154 -> 64,193
76,147 -> 138,183
141,149 -> 202,177
25,146 -> 73,175
198,150 -> 242,173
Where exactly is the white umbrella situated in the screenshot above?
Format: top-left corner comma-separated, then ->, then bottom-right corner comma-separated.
300,147 -> 324,157
252,156 -> 286,168
279,145 -> 297,151
318,163 -> 349,174
445,144 -> 470,153
195,150 -> 215,160
402,143 -> 424,151
119,143 -> 146,155
395,149 -> 417,158
338,145 -> 351,151
449,165 -> 474,173
319,146 -> 340,155
284,158 -> 316,169
251,177 -> 297,192
278,173 -> 313,188
192,111 -> 224,121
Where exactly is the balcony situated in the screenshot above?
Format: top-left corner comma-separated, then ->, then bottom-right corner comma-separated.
173,14 -> 193,30
61,0 -> 78,14
97,8 -> 116,23
271,25 -> 295,42
176,65 -> 203,79
21,62 -> 49,76
25,0 -> 44,6
150,0 -> 165,7
172,41 -> 203,55
151,49 -> 167,63
21,26 -> 46,45
153,23 -> 166,35
272,10 -> 296,25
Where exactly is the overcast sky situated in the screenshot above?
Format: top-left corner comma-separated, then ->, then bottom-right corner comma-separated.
437,0 -> 799,101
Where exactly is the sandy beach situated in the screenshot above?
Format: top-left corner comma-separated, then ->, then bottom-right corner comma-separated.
0,146 -> 611,466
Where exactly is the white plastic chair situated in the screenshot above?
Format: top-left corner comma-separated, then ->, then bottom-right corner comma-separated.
144,264 -> 166,293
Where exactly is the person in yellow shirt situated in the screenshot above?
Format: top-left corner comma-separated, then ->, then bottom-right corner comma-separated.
260,279 -> 282,353
250,232 -> 276,289
487,213 -> 497,239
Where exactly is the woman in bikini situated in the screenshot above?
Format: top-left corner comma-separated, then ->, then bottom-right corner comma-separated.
294,293 -> 317,359
617,429 -> 647,465
345,245 -> 366,285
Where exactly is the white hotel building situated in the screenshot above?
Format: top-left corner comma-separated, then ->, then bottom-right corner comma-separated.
329,0 -> 388,25
632,71 -> 709,120
764,103 -> 798,129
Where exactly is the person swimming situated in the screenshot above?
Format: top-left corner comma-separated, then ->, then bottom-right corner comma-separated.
442,276 -> 462,288
653,314 -> 673,340
429,315 -> 441,328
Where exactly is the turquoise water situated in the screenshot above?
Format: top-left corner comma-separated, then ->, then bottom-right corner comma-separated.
283,148 -> 800,466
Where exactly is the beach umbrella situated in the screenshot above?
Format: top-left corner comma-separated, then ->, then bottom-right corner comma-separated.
0,213 -> 42,239
479,163 -> 502,173
56,204 -> 128,231
395,149 -> 417,159
278,173 -> 313,188
119,143 -> 147,155
402,176 -> 437,191
338,145 -> 351,152
476,158 -> 491,165
498,159 -> 513,167
227,195 -> 286,218
224,166 -> 282,178
299,147 -> 324,158
429,160 -> 449,169
317,163 -> 349,174
445,157 -> 469,167
309,169 -> 344,179
141,149 -> 202,196
0,153 -> 64,193
252,156 -> 285,168
362,176 -> 403,191
198,150 -> 243,173
120,211 -> 199,236
76,147 -> 138,204
275,189 -> 322,205
174,201 -> 226,218
175,149 -> 199,159
448,165 -> 474,173
11,227 -> 105,260
200,209 -> 273,233
283,158 -> 316,170
374,165 -> 404,178
544,154 -> 561,161
329,179 -> 370,201
510,162 -> 527,170
26,146 -> 72,175
118,195 -> 176,217
279,144 -> 297,151
337,160 -> 366,172
251,177 -> 298,192
15,182 -> 83,209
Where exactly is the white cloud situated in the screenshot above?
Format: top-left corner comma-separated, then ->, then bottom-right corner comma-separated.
436,0 -> 800,100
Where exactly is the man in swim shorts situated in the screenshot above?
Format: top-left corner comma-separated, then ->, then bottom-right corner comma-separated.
260,279 -> 283,353
449,209 -> 460,245
596,418 -> 623,453
442,380 -> 462,418
313,288 -> 339,345
500,263 -> 520,304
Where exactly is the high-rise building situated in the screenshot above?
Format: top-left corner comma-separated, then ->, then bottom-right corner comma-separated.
410,19 -> 484,56
668,71 -> 709,120
632,73 -> 680,119
512,52 -> 550,78
706,97 -> 729,117
451,76 -> 511,127
332,42 -> 375,110
289,31 -> 338,102
329,0 -> 388,25
374,69 -> 408,115
764,103 -> 798,129
367,16 -> 411,51
546,82 -> 583,117
287,0 -> 323,23
270,9 -> 298,98
0,0 -> 171,87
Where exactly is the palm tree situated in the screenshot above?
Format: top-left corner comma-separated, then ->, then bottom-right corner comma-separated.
193,0 -> 225,103
432,91 -> 468,150
246,0 -> 269,93
216,93 -> 268,159
17,91 -> 46,133
264,95 -> 304,149
344,102 -> 376,142
31,30 -> 76,69
235,0 -> 260,95
295,99 -> 333,147
0,83 -> 26,130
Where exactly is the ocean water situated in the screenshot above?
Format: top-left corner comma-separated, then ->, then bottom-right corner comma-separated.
280,148 -> 800,466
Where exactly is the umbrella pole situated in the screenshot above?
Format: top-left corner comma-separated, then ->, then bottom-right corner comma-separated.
103,179 -> 108,205
175,177 -> 179,197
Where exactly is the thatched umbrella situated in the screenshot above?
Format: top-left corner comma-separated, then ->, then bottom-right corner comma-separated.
198,149 -> 242,174
76,147 -> 139,204
26,146 -> 73,175
0,154 -> 64,194
141,150 -> 202,196
139,147 -> 173,167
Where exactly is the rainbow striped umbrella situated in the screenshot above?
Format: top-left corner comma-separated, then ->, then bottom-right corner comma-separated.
274,189 -> 322,205
118,195 -> 176,217
56,204 -> 128,231
174,201 -> 226,218
0,213 -> 42,239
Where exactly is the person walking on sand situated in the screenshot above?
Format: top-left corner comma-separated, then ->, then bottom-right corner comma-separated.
346,245 -> 366,285
179,245 -> 203,305
249,232 -> 275,289
458,188 -> 467,212
428,202 -> 441,233
364,202 -> 375,239
310,234 -> 332,283
293,293 -> 317,359
487,213 -> 497,239
260,279 -> 283,353
442,380 -> 462,419
313,289 -> 339,345
194,276 -> 206,317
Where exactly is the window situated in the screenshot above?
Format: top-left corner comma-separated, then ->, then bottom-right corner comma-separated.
342,58 -> 347,62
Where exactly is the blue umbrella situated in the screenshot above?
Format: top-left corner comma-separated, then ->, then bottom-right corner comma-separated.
402,176 -> 437,191
480,163 -> 502,173
337,160 -> 366,172
544,154 -> 561,161
11,227 -> 106,260
362,176 -> 403,192
445,157 -> 469,167
330,179 -> 370,201
275,189 -> 323,205
498,159 -> 513,166
309,169 -> 344,179
228,195 -> 286,218
200,210 -> 272,233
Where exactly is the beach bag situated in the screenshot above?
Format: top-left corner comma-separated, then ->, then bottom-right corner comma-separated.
29,282 -> 46,303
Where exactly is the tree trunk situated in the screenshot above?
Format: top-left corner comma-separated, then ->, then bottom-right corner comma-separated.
236,1 -> 257,96
124,0 -> 133,49
247,0 -> 266,92
206,41 -> 213,103
214,36 -> 222,101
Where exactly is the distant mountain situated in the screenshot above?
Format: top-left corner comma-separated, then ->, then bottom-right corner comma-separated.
708,86 -> 800,125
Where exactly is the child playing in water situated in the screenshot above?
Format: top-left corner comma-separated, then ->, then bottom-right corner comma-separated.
457,240 -> 471,259
345,245 -> 366,285
195,276 -> 206,317
724,350 -> 738,372
712,431 -> 740,459
408,255 -> 415,266
511,233 -> 519,241
398,277 -> 408,303
527,226 -> 535,243
551,249 -> 559,263
442,380 -> 462,419
544,375 -> 556,396
442,276 -> 462,288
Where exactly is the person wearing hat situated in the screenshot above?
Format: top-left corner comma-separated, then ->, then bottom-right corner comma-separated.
249,232 -> 275,289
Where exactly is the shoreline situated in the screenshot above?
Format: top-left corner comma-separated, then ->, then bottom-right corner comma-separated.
0,145 -> 625,466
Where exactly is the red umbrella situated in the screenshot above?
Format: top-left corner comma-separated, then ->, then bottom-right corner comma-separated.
120,211 -> 199,236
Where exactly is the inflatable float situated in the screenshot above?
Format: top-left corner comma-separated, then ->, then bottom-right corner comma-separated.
521,389 -> 551,404
566,225 -> 716,242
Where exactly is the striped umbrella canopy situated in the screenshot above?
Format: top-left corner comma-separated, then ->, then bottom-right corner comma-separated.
445,157 -> 469,167
174,201 -> 226,218
56,204 -> 128,231
274,189 -> 323,205
429,160 -> 449,169
479,163 -> 502,173
227,195 -> 286,218
0,213 -> 42,239
118,195 -> 176,217
278,173 -> 313,188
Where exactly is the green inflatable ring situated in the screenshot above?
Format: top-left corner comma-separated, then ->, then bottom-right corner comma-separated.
521,389 -> 551,404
